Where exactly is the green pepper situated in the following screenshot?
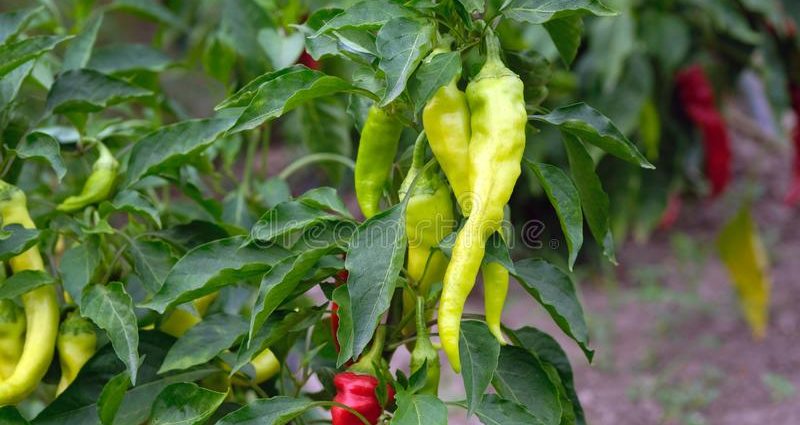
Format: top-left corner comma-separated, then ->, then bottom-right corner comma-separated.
56,312 -> 97,394
57,142 -> 119,212
354,106 -> 403,218
409,296 -> 440,395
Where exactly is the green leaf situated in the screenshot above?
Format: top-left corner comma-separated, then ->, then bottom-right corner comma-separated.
376,18 -> 434,106
249,199 -> 341,244
123,115 -> 237,188
234,308 -> 320,374
543,16 -> 583,66
143,236 -> 292,313
473,394 -> 546,425
258,28 -> 305,70
298,187 -> 352,218
153,220 -> 229,251
0,6 -> 44,44
391,393 -> 448,424
46,69 -> 152,114
159,313 -> 247,373
60,238 -> 101,302
150,382 -> 226,425
507,327 -> 585,425
218,66 -> 373,133
110,0 -> 183,28
0,61 -> 34,111
562,133 -> 615,264
408,50 -> 461,115
35,332 -> 213,425
639,11 -> 689,71
62,13 -> 104,72
717,206 -> 771,339
531,103 -> 653,168
10,132 -> 66,181
460,320 -> 501,416
0,270 -> 54,299
0,36 -> 71,78
216,396 -> 314,425
0,406 -> 28,425
101,190 -> 162,227
333,284 -> 354,366
0,224 -> 40,261
492,345 -> 561,425
510,259 -> 593,361
501,0 -> 615,24
88,44 -> 173,74
81,282 -> 140,384
312,0 -> 415,37
456,0 -> 485,14
340,203 -> 407,361
128,239 -> 175,295
526,161 -> 583,270
97,372 -> 131,425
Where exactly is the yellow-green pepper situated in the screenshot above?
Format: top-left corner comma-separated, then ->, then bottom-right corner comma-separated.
56,312 -> 97,394
57,142 -> 119,212
354,106 -> 403,218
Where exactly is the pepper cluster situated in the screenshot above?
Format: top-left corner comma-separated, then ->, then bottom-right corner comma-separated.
676,65 -> 732,197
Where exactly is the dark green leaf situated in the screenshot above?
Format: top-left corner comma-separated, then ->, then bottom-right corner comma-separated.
501,0 -> 615,24
0,406 -> 28,424
159,313 -> 247,373
11,132 -> 66,181
408,51 -> 461,115
507,327 -> 585,425
97,372 -> 131,425
46,69 -> 151,113
298,187 -> 352,218
81,282 -> 140,384
293,97 -> 352,183
0,224 -> 40,261
456,0 -> 485,14
128,239 -> 175,295
376,18 -> 434,106
460,320 -> 501,416
0,6 -> 43,44
123,115 -> 237,188
640,11 -> 689,71
312,0 -> 415,36
473,394 -> 545,425
341,204 -> 407,361
0,270 -> 54,299
62,13 -> 104,72
110,0 -> 183,28
216,396 -> 314,425
492,345 -> 561,425
143,236 -> 292,313
0,61 -> 34,110
218,66 -> 373,133
510,259 -> 593,361
531,103 -> 653,168
88,44 -> 173,74
544,16 -> 583,66
0,35 -> 70,78
526,161 -> 583,270
60,238 -> 101,302
563,133 -> 614,263
391,393 -> 448,424
153,220 -> 229,251
249,199 -> 340,244
234,308 -> 320,373
101,190 -> 161,227
150,382 -> 226,425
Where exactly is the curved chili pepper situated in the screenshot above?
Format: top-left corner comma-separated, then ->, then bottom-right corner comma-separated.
0,299 -> 25,381
482,261 -> 509,344
57,142 -> 119,212
56,312 -> 97,394
354,107 -> 403,218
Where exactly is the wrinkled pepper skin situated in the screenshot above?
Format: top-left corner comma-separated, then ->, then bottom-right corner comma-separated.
423,77 -> 472,214
0,300 -> 25,381
482,261 -> 509,344
354,106 -> 403,218
0,180 -> 60,405
56,312 -> 97,394
409,297 -> 440,395
438,32 -> 526,373
57,142 -> 119,212
332,372 -> 395,425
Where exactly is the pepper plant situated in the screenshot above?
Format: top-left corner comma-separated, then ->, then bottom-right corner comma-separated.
0,0 -> 654,423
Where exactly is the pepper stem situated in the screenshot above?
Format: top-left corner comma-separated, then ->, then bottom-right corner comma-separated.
415,296 -> 429,340
350,325 -> 386,375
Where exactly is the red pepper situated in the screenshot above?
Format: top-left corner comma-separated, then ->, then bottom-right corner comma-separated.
331,326 -> 394,425
785,84 -> 800,205
676,65 -> 732,197
330,270 -> 347,353
298,50 -> 319,70
658,192 -> 682,230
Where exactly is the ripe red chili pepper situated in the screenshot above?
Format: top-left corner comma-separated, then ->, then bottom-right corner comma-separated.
332,372 -> 395,425
785,84 -> 800,205
330,270 -> 347,353
676,65 -> 732,197
298,50 -> 319,70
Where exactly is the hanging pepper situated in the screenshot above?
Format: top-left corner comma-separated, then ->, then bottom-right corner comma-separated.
231,347 -> 280,386
422,47 -> 472,214
785,84 -> 800,205
0,180 -> 60,405
438,31 -> 526,373
56,312 -> 97,394
57,142 -> 119,212
482,261 -> 509,344
354,107 -> 403,218
332,326 -> 395,425
409,296 -> 439,395
675,65 -> 732,197
399,133 -> 455,335
0,299 -> 25,381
